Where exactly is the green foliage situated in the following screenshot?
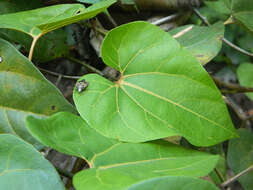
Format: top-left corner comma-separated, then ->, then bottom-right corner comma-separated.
206,0 -> 253,32
237,63 -> 253,100
74,21 -> 237,145
26,112 -> 219,189
0,38 -> 75,147
127,176 -> 220,190
0,0 -> 115,38
0,134 -> 65,190
0,0 -> 253,189
227,129 -> 253,190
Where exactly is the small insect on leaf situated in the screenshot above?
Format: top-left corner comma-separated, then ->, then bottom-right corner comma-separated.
76,79 -> 88,93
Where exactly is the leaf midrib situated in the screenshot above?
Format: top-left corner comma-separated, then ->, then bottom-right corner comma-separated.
121,80 -> 235,136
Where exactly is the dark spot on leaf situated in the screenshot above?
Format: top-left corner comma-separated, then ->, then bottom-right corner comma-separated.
51,105 -> 56,110
75,10 -> 81,15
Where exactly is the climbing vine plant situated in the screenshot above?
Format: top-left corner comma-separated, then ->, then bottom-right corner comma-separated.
1,0 -> 253,189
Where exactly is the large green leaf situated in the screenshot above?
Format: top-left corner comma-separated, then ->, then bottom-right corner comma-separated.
127,176 -> 219,190
0,38 -> 75,147
169,22 -> 224,65
73,21 -> 237,145
227,129 -> 253,190
237,63 -> 253,100
0,134 -> 65,190
0,0 -> 116,38
0,1 -> 69,63
26,112 -> 219,190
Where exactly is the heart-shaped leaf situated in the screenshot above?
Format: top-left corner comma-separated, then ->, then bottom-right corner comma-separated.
0,0 -> 116,38
0,134 -> 65,190
237,63 -> 253,100
169,22 -> 224,65
73,21 -> 237,146
127,176 -> 219,190
0,38 -> 75,147
26,112 -> 219,190
227,129 -> 253,190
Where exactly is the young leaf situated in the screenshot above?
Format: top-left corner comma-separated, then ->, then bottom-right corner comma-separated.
237,63 -> 253,100
0,134 -> 65,190
169,22 -> 224,65
0,0 -> 116,38
127,176 -> 219,190
26,112 -> 219,190
227,129 -> 253,190
0,38 -> 75,147
73,21 -> 237,146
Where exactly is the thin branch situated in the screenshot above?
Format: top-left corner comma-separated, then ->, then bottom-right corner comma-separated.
214,168 -> 226,183
212,76 -> 253,93
151,13 -> 179,26
220,165 -> 253,188
38,67 -> 80,80
192,8 -> 253,58
67,56 -> 104,76
224,96 -> 248,121
222,38 -> 253,57
82,21 -> 108,36
29,35 -> 40,61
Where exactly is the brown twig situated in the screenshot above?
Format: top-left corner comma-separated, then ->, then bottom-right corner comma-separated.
67,56 -> 104,76
151,13 -> 179,26
192,8 -> 253,58
38,67 -> 80,80
212,76 -> 253,93
220,165 -> 253,188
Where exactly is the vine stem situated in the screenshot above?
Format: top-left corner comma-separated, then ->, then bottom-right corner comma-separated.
29,35 -> 41,61
67,56 -> 104,76
151,13 -> 179,26
212,76 -> 253,93
38,67 -> 80,80
220,165 -> 253,188
192,8 -> 253,58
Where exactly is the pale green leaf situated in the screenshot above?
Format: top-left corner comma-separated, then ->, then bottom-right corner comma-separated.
0,134 -> 65,190
0,0 -> 116,38
227,129 -> 253,190
0,38 -> 75,147
237,63 -> 253,100
25,112 -> 219,190
127,176 -> 219,190
73,21 -> 237,146
169,22 -> 224,65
